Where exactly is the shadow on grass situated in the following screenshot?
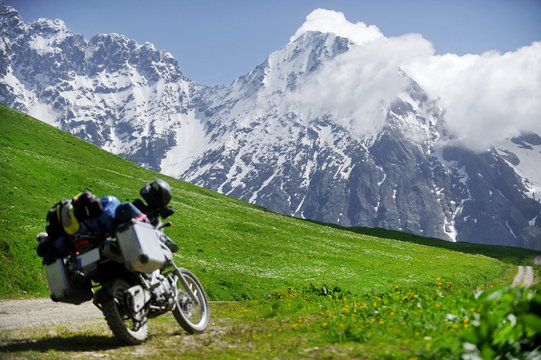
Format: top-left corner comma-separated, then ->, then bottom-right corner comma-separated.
305,218 -> 541,265
0,334 -> 121,354
347,226 -> 541,264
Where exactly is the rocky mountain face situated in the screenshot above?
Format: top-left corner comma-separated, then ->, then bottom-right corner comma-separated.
0,6 -> 193,170
1,6 -> 540,249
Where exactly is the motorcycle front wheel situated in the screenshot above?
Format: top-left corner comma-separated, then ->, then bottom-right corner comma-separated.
172,268 -> 210,334
102,278 -> 148,345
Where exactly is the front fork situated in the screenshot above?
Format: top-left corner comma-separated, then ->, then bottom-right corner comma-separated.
169,260 -> 200,306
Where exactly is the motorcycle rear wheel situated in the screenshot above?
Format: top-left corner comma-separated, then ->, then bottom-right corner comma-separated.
102,278 -> 148,344
172,268 -> 210,334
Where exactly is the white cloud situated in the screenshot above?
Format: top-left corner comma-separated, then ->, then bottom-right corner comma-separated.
405,43 -> 541,150
290,8 -> 384,45
291,9 -> 541,151
290,33 -> 434,138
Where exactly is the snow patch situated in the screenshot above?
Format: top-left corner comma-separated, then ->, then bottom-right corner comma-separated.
249,172 -> 278,203
443,201 -> 462,242
160,112 -> 209,178
27,101 -> 59,126
506,221 -> 517,239
29,35 -> 59,54
496,139 -> 541,201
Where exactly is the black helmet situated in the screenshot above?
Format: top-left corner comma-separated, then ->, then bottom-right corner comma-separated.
74,190 -> 103,221
140,178 -> 171,208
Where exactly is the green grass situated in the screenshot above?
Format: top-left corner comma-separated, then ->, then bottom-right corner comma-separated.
2,284 -> 540,359
1,103 -> 540,358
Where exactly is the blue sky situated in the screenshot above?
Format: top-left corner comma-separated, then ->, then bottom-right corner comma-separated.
7,0 -> 541,86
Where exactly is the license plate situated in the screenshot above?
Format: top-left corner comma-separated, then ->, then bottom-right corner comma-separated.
77,247 -> 100,271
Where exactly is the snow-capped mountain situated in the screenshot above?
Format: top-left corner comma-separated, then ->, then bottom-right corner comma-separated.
0,6 -> 194,170
1,6 -> 540,249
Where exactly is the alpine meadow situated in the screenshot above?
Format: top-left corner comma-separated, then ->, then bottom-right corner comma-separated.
1,105 -> 540,358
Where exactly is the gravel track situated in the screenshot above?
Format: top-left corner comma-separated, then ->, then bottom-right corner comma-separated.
511,255 -> 540,288
0,297 -> 102,330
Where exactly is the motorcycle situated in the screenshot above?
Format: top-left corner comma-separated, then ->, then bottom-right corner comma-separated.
39,183 -> 210,345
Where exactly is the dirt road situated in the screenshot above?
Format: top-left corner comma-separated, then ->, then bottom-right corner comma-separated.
0,297 -> 102,330
511,255 -> 541,288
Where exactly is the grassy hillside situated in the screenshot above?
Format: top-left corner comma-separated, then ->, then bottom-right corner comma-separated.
1,103 -> 538,299
1,104 -> 540,359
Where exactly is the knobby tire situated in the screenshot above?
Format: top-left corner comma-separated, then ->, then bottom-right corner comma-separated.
172,268 -> 210,334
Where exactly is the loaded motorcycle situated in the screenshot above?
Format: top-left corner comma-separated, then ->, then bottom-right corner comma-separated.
37,179 -> 209,344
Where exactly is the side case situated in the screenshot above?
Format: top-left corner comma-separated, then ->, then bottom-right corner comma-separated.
44,258 -> 71,300
44,258 -> 92,304
116,220 -> 169,273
